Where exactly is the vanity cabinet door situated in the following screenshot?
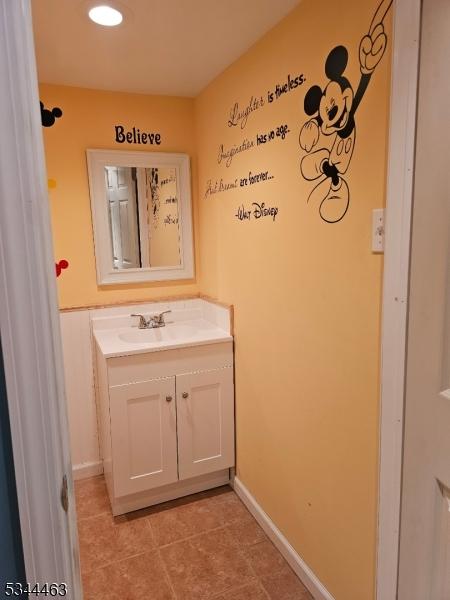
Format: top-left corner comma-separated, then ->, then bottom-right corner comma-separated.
109,377 -> 178,497
176,368 -> 235,480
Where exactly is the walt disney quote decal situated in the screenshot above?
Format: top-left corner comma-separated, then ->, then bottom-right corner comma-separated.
204,69 -> 306,224
299,0 -> 392,223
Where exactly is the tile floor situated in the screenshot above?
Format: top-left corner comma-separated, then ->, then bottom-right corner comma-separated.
75,475 -> 313,600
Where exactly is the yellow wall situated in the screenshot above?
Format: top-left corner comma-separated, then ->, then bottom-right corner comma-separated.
42,0 -> 391,596
40,84 -> 198,309
194,1 -> 391,598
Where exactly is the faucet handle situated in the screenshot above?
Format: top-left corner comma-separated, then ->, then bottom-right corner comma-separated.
154,309 -> 171,325
131,314 -> 147,329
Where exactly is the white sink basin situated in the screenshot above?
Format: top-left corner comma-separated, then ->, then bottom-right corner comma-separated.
119,328 -> 167,344
119,323 -> 197,344
166,324 -> 197,340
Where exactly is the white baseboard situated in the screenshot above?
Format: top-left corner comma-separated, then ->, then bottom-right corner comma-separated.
72,460 -> 103,480
232,477 -> 335,600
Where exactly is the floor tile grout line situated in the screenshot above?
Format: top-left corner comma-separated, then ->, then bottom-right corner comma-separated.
77,507 -> 255,545
232,537 -> 263,581
256,575 -> 277,600
252,537 -> 314,598
221,527 -> 272,598
159,524 -> 264,600
150,518 -> 255,549
144,489 -> 250,520
76,509 -> 111,523
144,518 -> 177,600
80,548 -> 155,577
258,564 -> 314,600
79,518 -> 158,575
145,516 -> 158,548
156,547 -> 178,600
153,508 -> 262,548
231,537 -> 288,600
208,578 -> 268,600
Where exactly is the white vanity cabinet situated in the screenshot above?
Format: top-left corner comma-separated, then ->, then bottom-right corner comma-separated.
109,377 -> 178,497
176,368 -> 234,480
95,340 -> 235,515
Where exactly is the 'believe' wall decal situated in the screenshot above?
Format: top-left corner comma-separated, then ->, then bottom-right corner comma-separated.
114,126 -> 161,146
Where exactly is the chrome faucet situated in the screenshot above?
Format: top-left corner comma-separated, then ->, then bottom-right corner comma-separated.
131,310 -> 171,329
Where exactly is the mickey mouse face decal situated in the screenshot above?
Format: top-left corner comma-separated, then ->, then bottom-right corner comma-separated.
319,81 -> 353,134
303,46 -> 355,137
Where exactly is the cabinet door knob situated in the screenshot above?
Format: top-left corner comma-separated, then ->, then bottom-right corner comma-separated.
166,396 -> 172,402
182,392 -> 189,399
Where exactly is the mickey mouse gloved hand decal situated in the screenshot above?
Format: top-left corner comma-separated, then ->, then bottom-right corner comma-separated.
299,0 -> 392,223
359,0 -> 391,75
299,119 -> 320,153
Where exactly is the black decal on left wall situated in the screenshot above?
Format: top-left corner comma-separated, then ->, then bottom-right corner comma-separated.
40,102 -> 63,127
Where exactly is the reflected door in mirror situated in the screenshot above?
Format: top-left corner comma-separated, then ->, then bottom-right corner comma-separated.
105,166 -> 140,269
105,166 -> 181,270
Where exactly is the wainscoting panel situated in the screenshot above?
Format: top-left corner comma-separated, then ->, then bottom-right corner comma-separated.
60,310 -> 100,478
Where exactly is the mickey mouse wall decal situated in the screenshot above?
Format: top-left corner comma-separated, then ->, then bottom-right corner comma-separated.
40,101 -> 63,127
299,0 -> 392,223
55,259 -> 69,277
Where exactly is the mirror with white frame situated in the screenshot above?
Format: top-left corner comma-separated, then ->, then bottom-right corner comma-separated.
87,149 -> 194,285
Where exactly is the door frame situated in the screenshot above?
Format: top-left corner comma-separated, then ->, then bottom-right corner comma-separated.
0,0 -> 422,598
0,0 -> 81,596
376,0 -> 421,598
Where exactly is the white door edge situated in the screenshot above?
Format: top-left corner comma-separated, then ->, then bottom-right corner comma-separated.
0,0 -> 80,597
376,0 -> 421,598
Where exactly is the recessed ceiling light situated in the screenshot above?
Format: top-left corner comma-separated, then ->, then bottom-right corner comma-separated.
88,5 -> 123,27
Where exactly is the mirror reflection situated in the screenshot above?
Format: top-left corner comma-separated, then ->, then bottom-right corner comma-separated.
105,165 -> 181,270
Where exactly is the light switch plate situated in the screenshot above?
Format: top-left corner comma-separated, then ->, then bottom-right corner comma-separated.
372,208 -> 385,253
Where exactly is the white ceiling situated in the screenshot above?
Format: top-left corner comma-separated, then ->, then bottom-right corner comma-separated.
32,0 -> 301,97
